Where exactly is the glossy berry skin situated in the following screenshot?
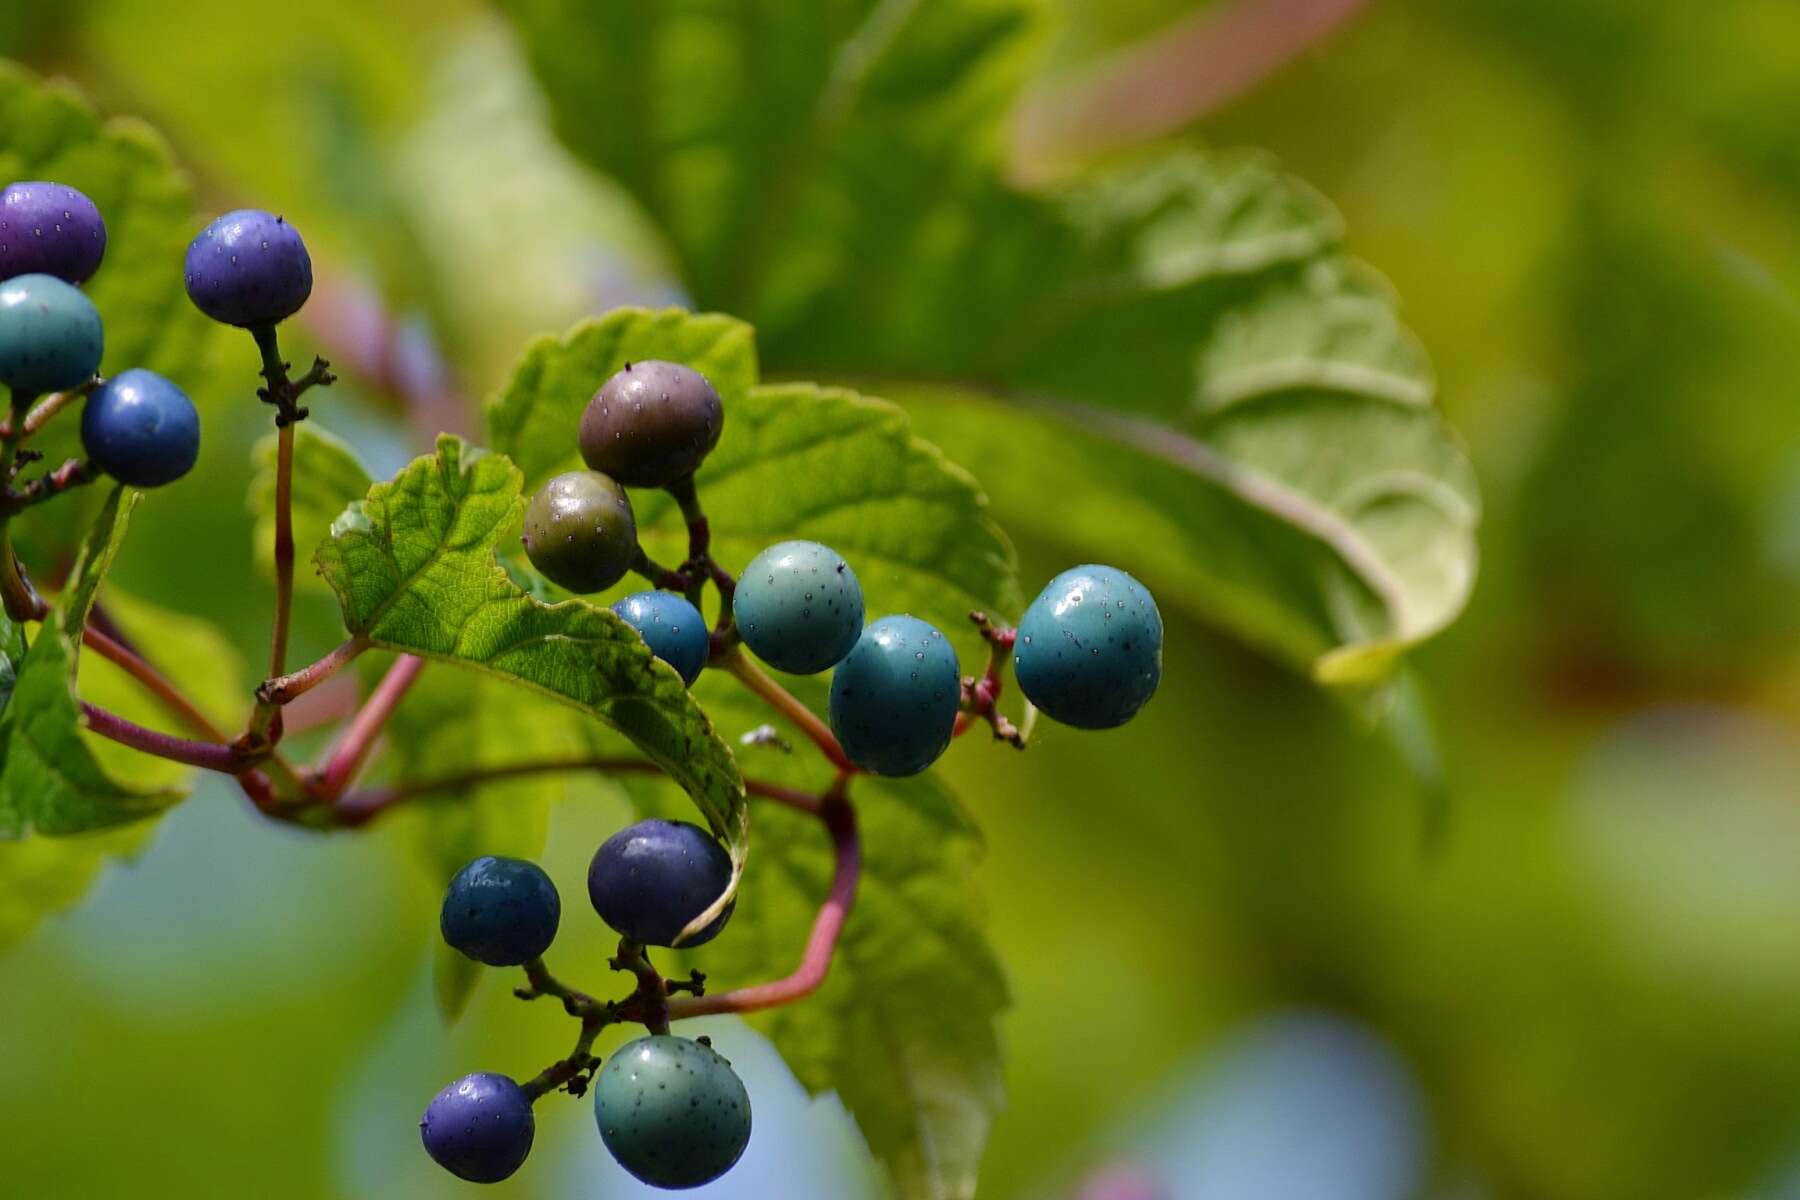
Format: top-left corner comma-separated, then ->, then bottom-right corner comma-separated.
420,1072 -> 535,1184
439,855 -> 561,967
588,818 -> 733,948
1014,565 -> 1163,730
79,369 -> 200,489
732,540 -> 863,675
579,360 -> 723,488
595,1035 -> 752,1190
0,273 -> 103,395
0,182 -> 107,284
521,470 -> 637,594
613,591 -> 709,685
183,209 -> 312,328
829,614 -> 960,776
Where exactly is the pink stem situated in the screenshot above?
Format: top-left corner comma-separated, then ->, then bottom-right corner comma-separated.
316,654 -> 425,800
80,702 -> 248,773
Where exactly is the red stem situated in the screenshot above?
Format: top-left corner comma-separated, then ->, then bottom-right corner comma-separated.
80,702 -> 250,773
257,637 -> 369,706
723,650 -> 857,775
268,422 -> 296,679
316,655 -> 424,799
83,626 -> 227,742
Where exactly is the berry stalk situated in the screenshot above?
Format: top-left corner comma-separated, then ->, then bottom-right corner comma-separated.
721,647 -> 858,775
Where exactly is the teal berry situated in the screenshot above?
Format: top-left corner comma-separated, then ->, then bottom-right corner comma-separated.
1014,565 -> 1162,729
0,273 -> 103,396
520,469 -> 638,594
732,540 -> 863,674
595,1035 -> 752,1190
828,614 -> 960,776
80,369 -> 200,488
612,591 -> 710,685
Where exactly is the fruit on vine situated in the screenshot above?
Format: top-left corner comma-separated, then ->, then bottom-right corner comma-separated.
0,273 -> 104,395
1014,564 -> 1163,729
521,469 -> 638,594
420,1071 -> 536,1184
182,209 -> 312,328
828,614 -> 960,776
732,540 -> 864,675
594,1035 -> 752,1190
579,359 -> 724,488
79,369 -> 201,488
439,855 -> 562,967
587,818 -> 734,948
612,591 -> 709,685
0,181 -> 107,284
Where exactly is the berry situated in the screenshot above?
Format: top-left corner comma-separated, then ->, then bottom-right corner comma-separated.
79,369 -> 200,489
579,360 -> 724,488
521,470 -> 638,594
594,1035 -> 751,1190
612,591 -> 709,685
587,818 -> 734,948
439,855 -> 561,967
732,540 -> 864,675
0,181 -> 106,284
828,614 -> 960,776
0,273 -> 103,395
183,209 -> 312,328
420,1072 -> 535,1184
1014,564 -> 1162,729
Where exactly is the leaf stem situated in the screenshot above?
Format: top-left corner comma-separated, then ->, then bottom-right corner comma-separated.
268,422 -> 296,679
83,625 -> 228,742
314,654 -> 425,800
256,637 -> 369,707
80,701 -> 252,773
721,647 -> 857,774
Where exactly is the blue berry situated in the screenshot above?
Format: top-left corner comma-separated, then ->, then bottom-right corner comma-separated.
0,273 -> 103,395
439,855 -> 561,967
183,209 -> 312,328
732,540 -> 863,674
0,182 -> 106,284
588,818 -> 733,948
595,1035 -> 751,1190
420,1072 -> 535,1184
580,360 -> 724,488
828,614 -> 960,776
521,470 -> 638,594
612,591 -> 709,685
1014,565 -> 1162,729
80,369 -> 200,488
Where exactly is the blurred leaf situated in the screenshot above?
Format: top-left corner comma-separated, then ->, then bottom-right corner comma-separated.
248,423 -> 375,590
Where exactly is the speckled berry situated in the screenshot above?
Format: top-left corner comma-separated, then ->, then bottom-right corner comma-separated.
521,469 -> 638,594
732,540 -> 863,675
0,182 -> 106,284
595,1035 -> 751,1190
0,273 -> 103,395
588,818 -> 733,948
439,855 -> 561,967
183,209 -> 312,328
829,614 -> 960,776
420,1071 -> 535,1184
579,360 -> 724,488
613,591 -> 709,685
1014,565 -> 1162,729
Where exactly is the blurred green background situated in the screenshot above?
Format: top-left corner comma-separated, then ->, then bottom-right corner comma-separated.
5,1 -> 1800,1197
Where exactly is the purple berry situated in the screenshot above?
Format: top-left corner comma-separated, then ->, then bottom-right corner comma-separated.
420,1072 -> 535,1184
183,209 -> 312,328
0,182 -> 107,284
588,818 -> 734,948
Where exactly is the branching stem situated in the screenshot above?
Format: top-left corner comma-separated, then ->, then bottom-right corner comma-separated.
722,648 -> 857,774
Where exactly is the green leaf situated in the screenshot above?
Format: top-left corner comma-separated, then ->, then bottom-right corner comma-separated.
248,424 -> 376,589
0,823 -> 154,953
314,435 -> 746,931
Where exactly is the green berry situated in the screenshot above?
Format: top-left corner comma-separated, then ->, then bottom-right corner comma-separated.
521,470 -> 638,594
595,1035 -> 751,1190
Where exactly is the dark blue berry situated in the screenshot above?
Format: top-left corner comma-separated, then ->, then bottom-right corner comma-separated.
580,360 -> 724,487
613,591 -> 709,685
1014,565 -> 1162,729
439,855 -> 561,967
732,540 -> 863,674
0,273 -> 103,395
595,1035 -> 751,1190
80,369 -> 200,488
183,209 -> 312,328
0,182 -> 106,284
828,614 -> 960,776
588,818 -> 733,948
420,1072 -> 535,1184
521,469 -> 638,594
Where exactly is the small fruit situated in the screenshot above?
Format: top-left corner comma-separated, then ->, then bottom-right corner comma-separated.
183,209 -> 312,328
420,1072 -> 535,1184
1014,564 -> 1162,729
595,1035 -> 751,1190
79,369 -> 200,488
612,591 -> 709,685
439,855 -> 561,967
521,470 -> 638,594
587,818 -> 733,948
579,360 -> 724,488
0,181 -> 107,284
0,273 -> 103,395
732,540 -> 863,675
828,614 -> 960,776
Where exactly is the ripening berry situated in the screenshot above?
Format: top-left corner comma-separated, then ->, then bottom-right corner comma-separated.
439,855 -> 561,967
613,591 -> 710,685
79,369 -> 200,489
595,1035 -> 752,1190
521,469 -> 638,594
732,540 -> 863,675
0,181 -> 107,284
579,359 -> 724,488
0,273 -> 103,395
828,614 -> 960,776
1014,565 -> 1162,729
587,818 -> 733,948
183,209 -> 312,328
420,1072 -> 535,1184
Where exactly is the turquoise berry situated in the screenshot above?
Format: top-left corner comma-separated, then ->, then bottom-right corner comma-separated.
732,540 -> 863,674
828,614 -> 961,776
595,1035 -> 752,1190
612,591 -> 710,685
0,273 -> 103,395
80,369 -> 200,488
1014,564 -> 1162,729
